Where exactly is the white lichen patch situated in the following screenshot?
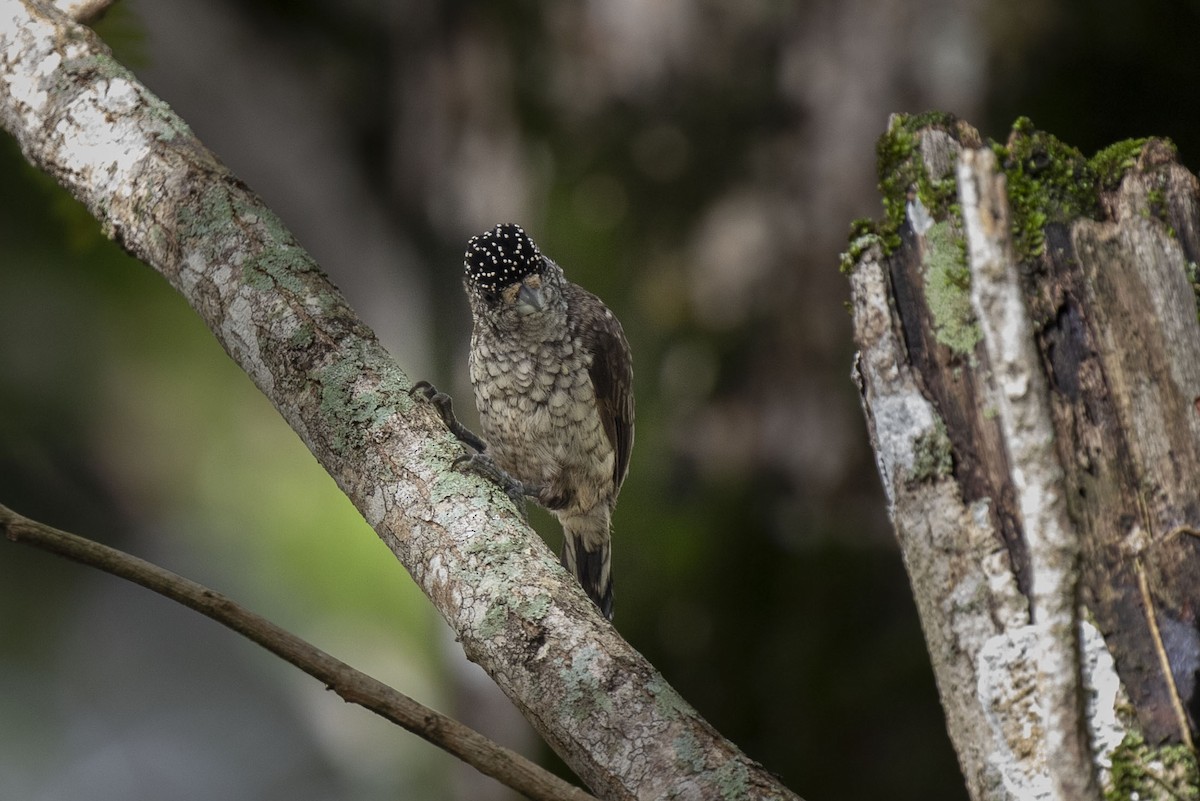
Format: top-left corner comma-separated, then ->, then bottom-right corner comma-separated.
977,618 -> 1128,800
55,78 -> 152,201
364,484 -> 387,528
1,8 -> 82,122
178,250 -> 209,296
978,625 -> 1053,800
1081,620 -> 1129,775
427,553 -> 449,591
1,45 -> 57,116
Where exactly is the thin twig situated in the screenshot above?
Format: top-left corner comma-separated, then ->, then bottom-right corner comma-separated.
1135,559 -> 1197,753
0,502 -> 596,801
53,0 -> 117,24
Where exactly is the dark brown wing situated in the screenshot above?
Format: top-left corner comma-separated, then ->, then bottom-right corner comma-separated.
567,282 -> 635,491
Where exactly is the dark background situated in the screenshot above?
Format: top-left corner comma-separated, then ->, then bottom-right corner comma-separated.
3,1 -> 1196,799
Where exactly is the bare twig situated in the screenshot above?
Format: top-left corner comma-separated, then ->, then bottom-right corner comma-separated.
1135,560 -> 1197,753
0,502 -> 596,801
959,147 -> 1100,801
53,0 -> 117,24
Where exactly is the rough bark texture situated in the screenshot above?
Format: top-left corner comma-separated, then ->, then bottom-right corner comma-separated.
849,113 -> 1200,799
0,3 -> 800,799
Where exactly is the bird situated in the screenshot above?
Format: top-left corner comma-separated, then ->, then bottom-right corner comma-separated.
421,223 -> 634,620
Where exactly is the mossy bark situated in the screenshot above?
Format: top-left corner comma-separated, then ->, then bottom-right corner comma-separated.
848,114 -> 1200,800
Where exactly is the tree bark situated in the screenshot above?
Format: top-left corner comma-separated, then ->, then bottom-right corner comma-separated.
0,2 -> 800,799
848,113 -> 1200,798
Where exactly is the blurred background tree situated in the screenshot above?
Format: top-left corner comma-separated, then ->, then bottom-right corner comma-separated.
2,1 -> 1197,799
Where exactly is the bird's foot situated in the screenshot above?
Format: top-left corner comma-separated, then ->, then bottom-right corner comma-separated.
411,381 -> 541,519
409,380 -> 487,452
452,451 -> 542,518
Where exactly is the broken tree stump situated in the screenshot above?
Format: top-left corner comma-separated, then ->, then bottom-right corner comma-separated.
846,113 -> 1200,801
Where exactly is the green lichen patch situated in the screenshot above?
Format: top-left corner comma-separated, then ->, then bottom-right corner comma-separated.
714,759 -> 752,801
672,730 -> 707,773
910,417 -> 953,483
314,357 -> 391,453
176,182 -> 236,246
922,220 -> 980,355
287,322 -> 315,350
478,601 -> 508,639
561,646 -> 614,719
1104,730 -> 1199,800
647,672 -> 694,720
516,592 -> 551,620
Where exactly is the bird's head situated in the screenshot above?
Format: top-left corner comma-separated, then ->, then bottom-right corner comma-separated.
463,223 -> 563,331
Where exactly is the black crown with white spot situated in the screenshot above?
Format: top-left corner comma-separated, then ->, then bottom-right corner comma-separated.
464,223 -> 543,291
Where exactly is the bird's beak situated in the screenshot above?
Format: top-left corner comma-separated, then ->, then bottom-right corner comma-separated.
516,278 -> 545,312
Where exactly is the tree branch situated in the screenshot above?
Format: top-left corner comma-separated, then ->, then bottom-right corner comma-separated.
0,2 -> 800,798
52,0 -> 115,24
0,502 -> 596,801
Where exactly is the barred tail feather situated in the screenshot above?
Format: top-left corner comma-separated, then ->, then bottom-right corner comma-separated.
561,534 -> 614,620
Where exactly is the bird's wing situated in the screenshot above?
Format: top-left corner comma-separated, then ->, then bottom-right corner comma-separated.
569,284 -> 635,491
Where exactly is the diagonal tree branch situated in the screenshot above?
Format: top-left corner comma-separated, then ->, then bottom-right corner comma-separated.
0,502 -> 597,801
0,2 -> 801,798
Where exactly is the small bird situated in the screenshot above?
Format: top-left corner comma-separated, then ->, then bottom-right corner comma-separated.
431,223 -> 634,619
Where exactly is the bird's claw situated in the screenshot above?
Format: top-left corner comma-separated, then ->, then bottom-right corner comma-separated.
412,380 -> 541,518
453,451 -> 541,517
409,380 -> 487,452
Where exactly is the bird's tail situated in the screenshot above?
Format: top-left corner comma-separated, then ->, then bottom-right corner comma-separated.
560,522 -> 614,620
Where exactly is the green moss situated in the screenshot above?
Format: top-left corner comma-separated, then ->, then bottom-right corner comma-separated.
1091,138 -> 1149,191
1104,731 -> 1199,800
873,113 -> 963,257
875,120 -> 918,253
1140,185 -> 1179,239
839,217 -> 884,274
868,114 -> 1118,267
856,115 -> 1199,342
994,117 -> 1100,260
911,418 -> 953,482
922,220 -> 980,355
903,110 -> 963,131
